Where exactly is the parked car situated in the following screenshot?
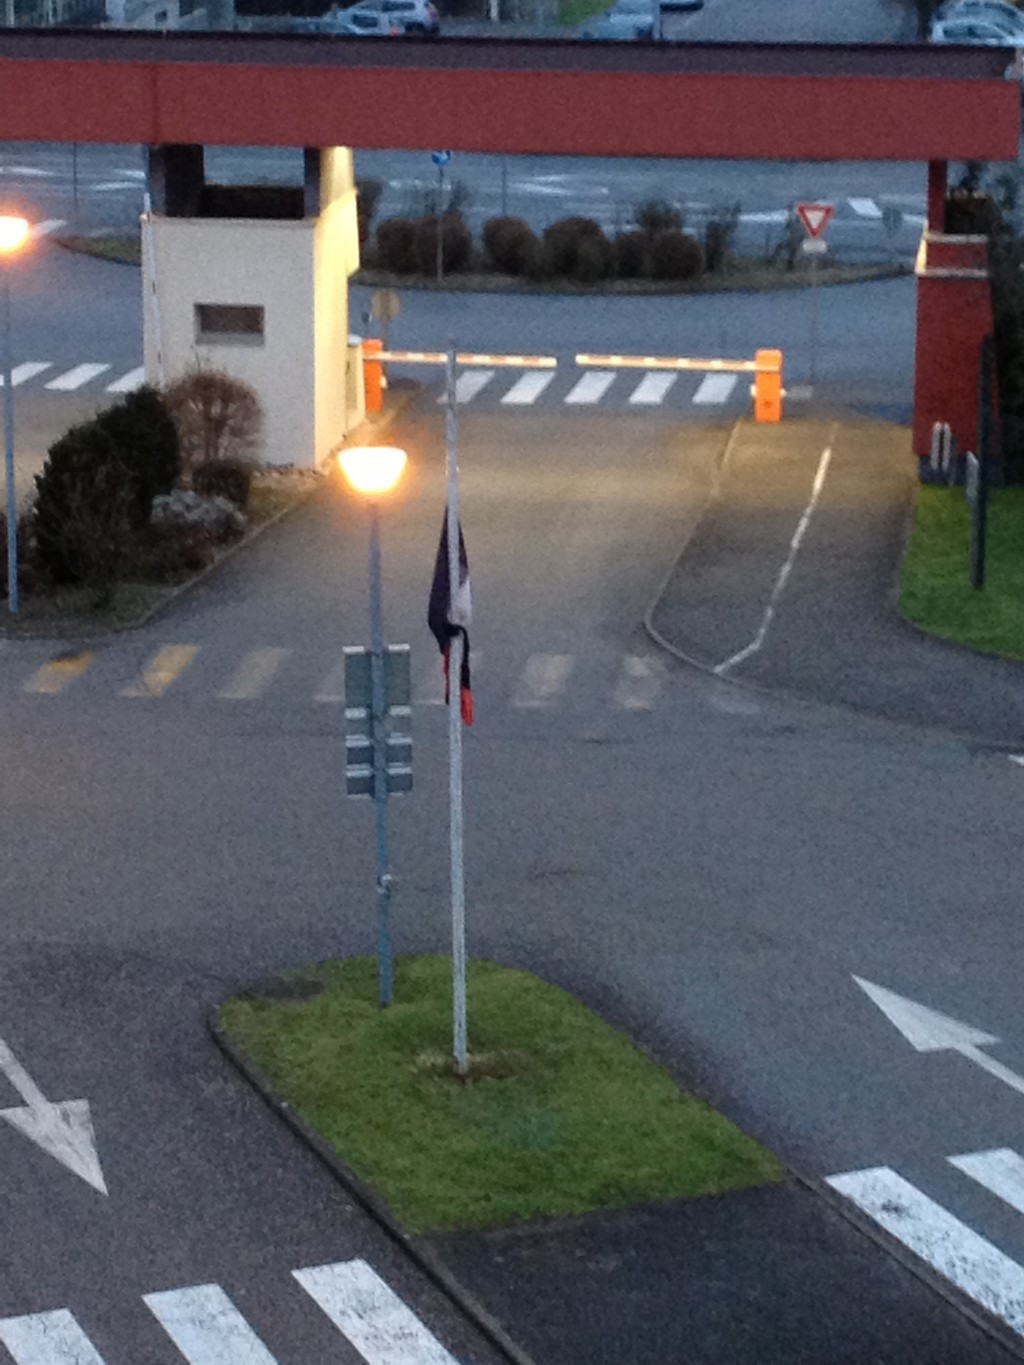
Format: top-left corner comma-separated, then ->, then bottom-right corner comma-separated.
342,0 -> 440,33
580,0 -> 655,40
932,0 -> 1024,27
930,15 -> 1024,42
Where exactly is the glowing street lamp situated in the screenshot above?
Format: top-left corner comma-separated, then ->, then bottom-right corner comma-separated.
338,445 -> 407,1006
0,214 -> 31,615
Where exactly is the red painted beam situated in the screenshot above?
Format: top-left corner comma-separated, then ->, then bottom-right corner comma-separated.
0,31 -> 1018,161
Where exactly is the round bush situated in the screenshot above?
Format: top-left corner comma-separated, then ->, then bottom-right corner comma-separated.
192,457 -> 255,510
413,213 -> 473,275
572,234 -> 615,284
614,230 -> 650,279
649,229 -> 704,281
542,217 -> 610,280
94,385 -> 180,525
482,216 -> 539,276
634,199 -> 683,235
32,421 -> 134,589
375,218 -> 419,273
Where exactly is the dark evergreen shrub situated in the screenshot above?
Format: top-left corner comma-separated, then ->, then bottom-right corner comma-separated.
572,234 -> 615,284
542,218 -> 608,279
614,230 -> 650,279
94,385 -> 180,524
375,218 -> 419,273
482,216 -> 538,275
413,213 -> 473,274
193,457 -> 254,509
649,229 -> 704,281
634,199 -> 683,235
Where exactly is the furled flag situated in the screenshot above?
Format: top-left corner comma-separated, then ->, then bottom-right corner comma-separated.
428,516 -> 473,726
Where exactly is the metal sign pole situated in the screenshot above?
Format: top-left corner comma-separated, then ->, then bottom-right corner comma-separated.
368,500 -> 394,1007
810,253 -> 819,387
2,264 -> 18,615
445,340 -> 468,1074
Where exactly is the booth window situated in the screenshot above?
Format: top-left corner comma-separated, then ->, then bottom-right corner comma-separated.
195,304 -> 265,345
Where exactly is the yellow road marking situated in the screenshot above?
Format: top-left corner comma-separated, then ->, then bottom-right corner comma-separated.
120,645 -> 198,697
23,652 -> 93,695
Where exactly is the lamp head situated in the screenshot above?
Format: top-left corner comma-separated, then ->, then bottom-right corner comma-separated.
338,445 -> 407,497
0,216 -> 30,255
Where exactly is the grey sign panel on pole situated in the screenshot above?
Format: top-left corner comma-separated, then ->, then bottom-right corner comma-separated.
344,645 -> 413,798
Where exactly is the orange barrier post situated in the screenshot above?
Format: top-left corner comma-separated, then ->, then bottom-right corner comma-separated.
363,337 -> 384,415
753,348 -> 783,423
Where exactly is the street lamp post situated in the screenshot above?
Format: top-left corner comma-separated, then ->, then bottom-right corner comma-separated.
0,215 -> 30,617
338,445 -> 408,1008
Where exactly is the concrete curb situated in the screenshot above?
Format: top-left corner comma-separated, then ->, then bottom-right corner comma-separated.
207,1000 -> 540,1365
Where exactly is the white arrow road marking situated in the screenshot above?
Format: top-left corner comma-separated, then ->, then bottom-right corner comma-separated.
827,1166 -> 1024,1338
0,1307 -> 107,1364
145,1284 -> 279,1363
950,1148 -> 1024,1216
0,1036 -> 107,1194
853,976 -> 1024,1099
439,370 -> 494,405
294,1259 -> 459,1365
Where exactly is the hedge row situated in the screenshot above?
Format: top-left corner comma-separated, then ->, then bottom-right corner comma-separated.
374,212 -> 705,283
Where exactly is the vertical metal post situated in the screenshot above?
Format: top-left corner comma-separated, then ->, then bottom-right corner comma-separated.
2,267 -> 18,615
809,254 -> 819,387
368,500 -> 393,1007
445,341 -> 468,1074
71,143 -> 79,231
436,163 -> 445,285
501,157 -> 508,218
970,335 -> 993,590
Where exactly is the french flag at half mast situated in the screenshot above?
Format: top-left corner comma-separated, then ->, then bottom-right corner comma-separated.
428,517 -> 473,726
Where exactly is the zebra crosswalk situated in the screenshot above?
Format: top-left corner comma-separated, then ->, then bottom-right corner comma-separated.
0,362 -> 146,396
15,644 -> 671,716
828,1148 -> 1024,1340
435,366 -> 756,412
0,1257 -> 462,1363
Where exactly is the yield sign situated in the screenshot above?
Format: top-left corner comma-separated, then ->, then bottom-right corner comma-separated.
796,202 -> 834,239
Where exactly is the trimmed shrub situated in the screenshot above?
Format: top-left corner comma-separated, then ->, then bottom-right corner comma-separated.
93,385 -> 180,524
413,213 -> 473,274
193,457 -> 255,510
165,369 -> 263,474
634,199 -> 683,235
32,422 -> 136,597
375,217 -> 419,273
542,217 -> 611,281
572,234 -> 615,284
649,229 -> 704,281
614,229 -> 650,279
482,216 -> 539,276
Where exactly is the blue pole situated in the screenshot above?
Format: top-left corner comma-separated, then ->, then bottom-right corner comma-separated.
2,268 -> 18,616
368,499 -> 393,1007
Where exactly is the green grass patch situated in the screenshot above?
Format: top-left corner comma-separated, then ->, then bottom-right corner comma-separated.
558,0 -> 605,22
219,955 -> 782,1235
901,485 -> 1024,659
54,234 -> 141,266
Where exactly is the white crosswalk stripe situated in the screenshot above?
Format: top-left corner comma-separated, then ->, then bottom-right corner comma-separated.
105,366 -> 147,394
513,653 -> 574,707
441,369 -> 495,405
828,1161 -> 1024,1338
564,371 -> 615,405
0,362 -> 52,388
144,1284 -> 279,1363
628,373 -> 677,405
500,371 -> 555,405
216,647 -> 289,700
693,373 -> 738,405
0,1261 -> 462,1364
295,1259 -> 459,1364
44,364 -> 111,392
612,654 -> 665,711
0,1307 -> 106,1364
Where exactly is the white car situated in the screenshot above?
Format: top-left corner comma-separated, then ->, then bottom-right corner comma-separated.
930,15 -> 1024,41
932,0 -> 1024,26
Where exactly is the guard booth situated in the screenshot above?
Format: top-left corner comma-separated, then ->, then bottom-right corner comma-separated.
142,143 -> 362,468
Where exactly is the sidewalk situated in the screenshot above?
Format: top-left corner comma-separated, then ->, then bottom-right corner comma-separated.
647,417 -> 1024,747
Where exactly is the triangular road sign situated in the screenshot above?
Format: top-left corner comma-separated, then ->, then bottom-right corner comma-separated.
796,202 -> 834,239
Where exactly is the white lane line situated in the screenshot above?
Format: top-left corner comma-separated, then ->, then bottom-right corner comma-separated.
740,209 -> 788,224
44,364 -> 111,392
628,373 -> 676,405
827,1166 -> 1024,1337
848,197 -> 883,218
564,371 -> 615,405
951,1149 -> 1024,1216
0,363 -> 53,389
217,647 -> 289,701
145,1284 -> 279,1363
31,219 -> 66,238
501,371 -> 555,405
0,1309 -> 107,1364
714,435 -> 834,676
613,655 -> 665,711
513,653 -> 573,708
692,373 -> 738,405
105,366 -> 146,394
440,370 -> 494,405
91,181 -> 146,192
1009,755 -> 1024,767
295,1259 -> 458,1365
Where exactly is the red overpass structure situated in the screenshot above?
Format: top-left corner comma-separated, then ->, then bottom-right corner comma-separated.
0,29 -> 1020,459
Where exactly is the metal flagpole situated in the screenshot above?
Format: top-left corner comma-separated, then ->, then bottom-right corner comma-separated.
445,339 -> 468,1074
